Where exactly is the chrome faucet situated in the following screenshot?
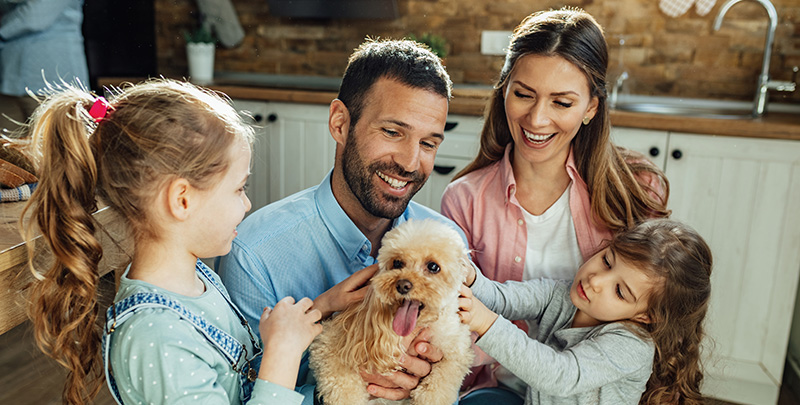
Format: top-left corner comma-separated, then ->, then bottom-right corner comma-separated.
713,0 -> 796,117
609,71 -> 628,109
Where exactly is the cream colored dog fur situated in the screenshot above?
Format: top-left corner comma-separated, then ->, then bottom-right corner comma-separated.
309,219 -> 474,405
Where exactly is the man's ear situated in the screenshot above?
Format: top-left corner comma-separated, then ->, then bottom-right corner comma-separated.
632,312 -> 651,324
329,99 -> 350,147
166,177 -> 192,221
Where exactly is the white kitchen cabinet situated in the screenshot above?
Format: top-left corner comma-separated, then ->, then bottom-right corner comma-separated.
231,99 -> 271,213
262,102 -> 335,203
233,100 -> 335,212
610,127 -> 669,169
612,127 -> 800,405
667,133 -> 800,405
411,115 -> 482,211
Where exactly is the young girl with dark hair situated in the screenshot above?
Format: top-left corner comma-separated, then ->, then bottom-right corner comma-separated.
460,219 -> 712,404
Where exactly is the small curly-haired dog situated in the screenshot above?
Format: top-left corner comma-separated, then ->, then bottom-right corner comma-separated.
309,219 -> 474,405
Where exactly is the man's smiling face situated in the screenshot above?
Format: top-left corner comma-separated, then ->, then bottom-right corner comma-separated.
341,77 -> 448,219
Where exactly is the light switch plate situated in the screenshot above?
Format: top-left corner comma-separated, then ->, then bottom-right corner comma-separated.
481,30 -> 512,55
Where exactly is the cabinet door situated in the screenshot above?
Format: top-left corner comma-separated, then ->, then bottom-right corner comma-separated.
665,133 -> 800,405
264,102 -> 335,204
411,115 -> 482,211
232,99 -> 271,213
610,127 -> 669,170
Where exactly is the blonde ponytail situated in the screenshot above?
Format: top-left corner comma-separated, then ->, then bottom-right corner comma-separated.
20,86 -> 105,404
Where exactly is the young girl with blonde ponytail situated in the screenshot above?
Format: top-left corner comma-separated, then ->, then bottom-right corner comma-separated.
13,79 -> 363,405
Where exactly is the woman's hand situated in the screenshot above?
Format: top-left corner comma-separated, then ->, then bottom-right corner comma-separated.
458,285 -> 498,337
257,296 -> 322,389
314,264 -> 378,319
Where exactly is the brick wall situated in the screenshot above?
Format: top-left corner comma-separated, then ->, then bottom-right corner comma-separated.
156,0 -> 800,102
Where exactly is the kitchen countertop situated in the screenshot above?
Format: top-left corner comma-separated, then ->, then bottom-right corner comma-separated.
99,76 -> 800,141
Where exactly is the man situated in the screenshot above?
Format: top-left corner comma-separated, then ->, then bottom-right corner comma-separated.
217,39 -> 465,403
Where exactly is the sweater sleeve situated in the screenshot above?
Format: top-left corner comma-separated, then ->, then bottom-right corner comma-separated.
477,316 -> 654,397
471,271 -> 555,321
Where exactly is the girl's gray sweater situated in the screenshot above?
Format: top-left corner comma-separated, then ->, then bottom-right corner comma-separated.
472,274 -> 654,405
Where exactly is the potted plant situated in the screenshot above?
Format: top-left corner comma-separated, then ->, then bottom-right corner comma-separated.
184,16 -> 216,85
409,32 -> 448,59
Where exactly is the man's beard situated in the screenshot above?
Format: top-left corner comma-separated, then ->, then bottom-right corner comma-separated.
341,130 -> 427,219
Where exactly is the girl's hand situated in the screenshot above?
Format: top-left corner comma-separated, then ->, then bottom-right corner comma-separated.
260,296 -> 322,353
465,260 -> 477,286
314,264 -> 378,319
257,296 -> 322,389
458,285 -> 498,337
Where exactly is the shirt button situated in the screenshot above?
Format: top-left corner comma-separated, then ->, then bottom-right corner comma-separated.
517,219 -> 524,226
361,244 -> 369,251
514,256 -> 521,263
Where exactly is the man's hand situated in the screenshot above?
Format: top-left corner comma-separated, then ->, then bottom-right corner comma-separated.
313,264 -> 377,319
360,327 -> 443,400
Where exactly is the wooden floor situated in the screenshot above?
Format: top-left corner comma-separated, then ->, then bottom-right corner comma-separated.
1,272 -> 799,404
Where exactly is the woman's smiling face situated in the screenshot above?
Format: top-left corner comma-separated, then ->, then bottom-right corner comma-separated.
503,54 -> 598,167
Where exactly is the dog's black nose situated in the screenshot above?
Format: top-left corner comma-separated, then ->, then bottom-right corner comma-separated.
396,279 -> 413,295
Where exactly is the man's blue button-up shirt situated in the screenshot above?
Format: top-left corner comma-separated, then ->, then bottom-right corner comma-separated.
216,170 -> 466,404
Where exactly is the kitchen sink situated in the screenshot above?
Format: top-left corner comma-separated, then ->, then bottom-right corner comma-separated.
611,95 -> 800,119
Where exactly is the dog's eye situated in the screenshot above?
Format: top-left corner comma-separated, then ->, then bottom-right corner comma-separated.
426,262 -> 440,274
392,259 -> 404,269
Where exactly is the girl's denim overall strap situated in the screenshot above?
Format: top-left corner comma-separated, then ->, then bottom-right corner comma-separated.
194,261 -> 262,401
102,292 -> 249,404
195,260 -> 257,338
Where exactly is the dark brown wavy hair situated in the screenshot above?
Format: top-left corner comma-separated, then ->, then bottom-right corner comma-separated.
13,79 -> 253,404
454,7 -> 669,232
609,219 -> 712,405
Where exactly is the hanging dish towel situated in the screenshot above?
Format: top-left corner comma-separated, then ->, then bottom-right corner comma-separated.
659,0 -> 717,17
196,0 -> 245,48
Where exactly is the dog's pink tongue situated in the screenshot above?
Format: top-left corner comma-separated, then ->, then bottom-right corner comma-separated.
392,299 -> 420,337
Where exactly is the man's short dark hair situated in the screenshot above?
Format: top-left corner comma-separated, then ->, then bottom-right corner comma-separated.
337,39 -> 452,125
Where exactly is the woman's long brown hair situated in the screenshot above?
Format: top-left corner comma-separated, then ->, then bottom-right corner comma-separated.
455,8 -> 670,232
16,79 -> 253,404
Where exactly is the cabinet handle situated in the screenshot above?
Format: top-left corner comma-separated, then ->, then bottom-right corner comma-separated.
444,122 -> 458,131
253,114 -> 264,123
649,147 -> 660,157
433,165 -> 456,175
267,113 -> 278,123
671,149 -> 683,160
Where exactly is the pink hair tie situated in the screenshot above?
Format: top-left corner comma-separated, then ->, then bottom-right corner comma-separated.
88,97 -> 112,122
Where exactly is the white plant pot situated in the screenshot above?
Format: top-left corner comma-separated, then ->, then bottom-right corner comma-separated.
186,42 -> 215,85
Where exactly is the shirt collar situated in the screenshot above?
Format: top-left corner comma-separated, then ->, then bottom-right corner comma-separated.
500,143 -> 581,203
314,170 -> 412,263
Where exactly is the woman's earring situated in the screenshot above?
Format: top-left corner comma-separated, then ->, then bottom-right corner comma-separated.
582,116 -> 591,125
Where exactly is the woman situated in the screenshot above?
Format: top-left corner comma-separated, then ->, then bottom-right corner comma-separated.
442,8 -> 669,403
